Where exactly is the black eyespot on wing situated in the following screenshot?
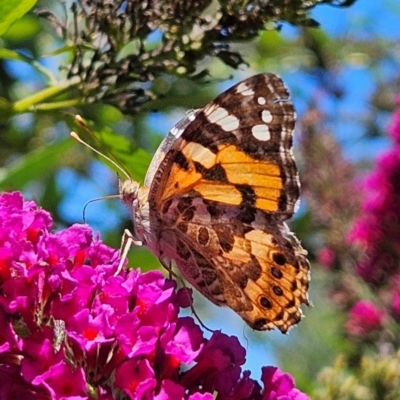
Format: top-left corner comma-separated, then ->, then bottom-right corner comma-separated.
273,252 -> 286,266
260,296 -> 273,309
271,267 -> 283,279
273,285 -> 283,296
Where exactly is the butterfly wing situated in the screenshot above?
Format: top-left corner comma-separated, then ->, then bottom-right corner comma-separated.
144,109 -> 201,188
149,73 -> 299,220
147,73 -> 310,332
156,200 -> 309,333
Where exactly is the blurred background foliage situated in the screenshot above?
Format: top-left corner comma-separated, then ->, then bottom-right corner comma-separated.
2,0 -> 400,397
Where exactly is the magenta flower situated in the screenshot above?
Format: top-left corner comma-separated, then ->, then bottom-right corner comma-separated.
261,367 -> 310,400
0,191 -> 308,399
345,300 -> 385,338
347,99 -> 400,284
316,247 -> 336,269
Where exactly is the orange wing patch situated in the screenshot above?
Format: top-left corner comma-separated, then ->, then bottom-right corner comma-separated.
159,140 -> 283,213
192,181 -> 243,205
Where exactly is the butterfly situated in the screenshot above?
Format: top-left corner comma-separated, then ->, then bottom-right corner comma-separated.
120,73 -> 310,333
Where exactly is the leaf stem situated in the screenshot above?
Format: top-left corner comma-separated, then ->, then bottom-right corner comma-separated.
12,77 -> 81,114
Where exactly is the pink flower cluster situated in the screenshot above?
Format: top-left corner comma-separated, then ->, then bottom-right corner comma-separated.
347,98 -> 400,284
345,97 -> 400,338
0,192 -> 308,400
345,300 -> 385,339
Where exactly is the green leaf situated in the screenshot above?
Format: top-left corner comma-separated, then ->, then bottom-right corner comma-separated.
95,125 -> 151,183
0,47 -> 29,61
0,0 -> 37,36
0,138 -> 74,190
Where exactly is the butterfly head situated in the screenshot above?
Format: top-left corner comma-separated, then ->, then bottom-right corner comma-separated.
119,179 -> 141,206
119,179 -> 151,244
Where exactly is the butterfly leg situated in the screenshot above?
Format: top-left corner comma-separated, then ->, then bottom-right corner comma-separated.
115,229 -> 143,276
181,282 -> 214,333
158,257 -> 178,280
158,257 -> 214,333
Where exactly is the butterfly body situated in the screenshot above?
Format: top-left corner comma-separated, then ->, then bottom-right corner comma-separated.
121,73 -> 310,333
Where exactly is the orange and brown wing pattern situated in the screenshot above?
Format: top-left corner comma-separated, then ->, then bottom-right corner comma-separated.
156,196 -> 310,333
141,73 -> 309,332
149,73 -> 299,221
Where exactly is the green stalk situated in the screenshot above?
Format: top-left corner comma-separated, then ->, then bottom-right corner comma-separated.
12,77 -> 81,114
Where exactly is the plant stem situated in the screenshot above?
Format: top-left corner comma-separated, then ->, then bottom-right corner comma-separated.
12,77 -> 81,114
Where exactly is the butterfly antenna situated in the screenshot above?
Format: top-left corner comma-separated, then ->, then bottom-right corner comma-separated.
71,115 -> 131,181
82,195 -> 120,223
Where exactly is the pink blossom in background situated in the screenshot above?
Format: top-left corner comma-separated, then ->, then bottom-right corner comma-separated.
345,300 -> 385,338
316,247 -> 336,269
347,99 -> 400,284
0,191 -> 308,400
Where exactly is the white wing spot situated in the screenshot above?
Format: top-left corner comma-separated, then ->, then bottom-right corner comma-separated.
188,112 -> 197,122
205,104 -> 239,131
170,126 -> 184,137
257,97 -> 266,105
251,124 -> 270,141
236,81 -> 255,96
267,83 -> 275,93
261,110 -> 273,123
294,196 -> 301,213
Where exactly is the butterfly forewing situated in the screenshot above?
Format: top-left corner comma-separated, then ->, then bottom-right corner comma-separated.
149,73 -> 299,220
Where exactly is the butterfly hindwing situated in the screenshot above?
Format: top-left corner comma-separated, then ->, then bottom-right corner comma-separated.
155,195 -> 309,332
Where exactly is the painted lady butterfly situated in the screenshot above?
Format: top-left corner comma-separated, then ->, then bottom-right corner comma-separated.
120,73 -> 310,333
